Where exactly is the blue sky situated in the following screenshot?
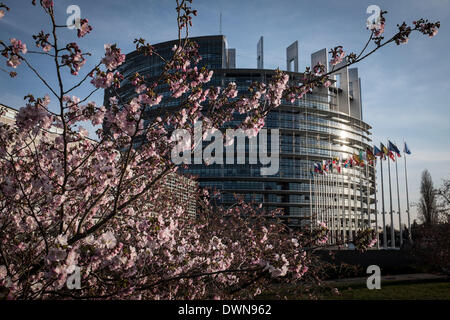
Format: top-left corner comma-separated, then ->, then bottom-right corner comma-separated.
0,0 -> 449,226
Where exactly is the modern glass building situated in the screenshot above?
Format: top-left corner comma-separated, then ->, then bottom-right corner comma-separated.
105,35 -> 376,242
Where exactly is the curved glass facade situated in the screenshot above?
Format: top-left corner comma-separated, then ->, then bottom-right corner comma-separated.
106,35 -> 376,241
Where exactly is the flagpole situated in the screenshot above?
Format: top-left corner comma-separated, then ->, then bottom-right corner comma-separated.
387,154 -> 395,248
324,173 -> 328,243
318,174 -> 322,223
331,173 -> 334,244
317,174 -> 320,226
327,173 -> 332,244
336,173 -> 341,244
380,157 -> 387,249
341,171 -> 346,243
366,164 -> 370,230
329,173 -> 333,244
314,174 -> 317,227
326,173 -> 331,244
359,166 -> 364,230
333,175 -> 340,243
353,174 -> 358,235
373,162 -> 380,249
347,175 -> 353,241
309,177 -> 313,232
336,173 -> 340,244
317,174 -> 320,223
404,151 -> 412,241
394,152 -> 403,247
320,174 -> 324,224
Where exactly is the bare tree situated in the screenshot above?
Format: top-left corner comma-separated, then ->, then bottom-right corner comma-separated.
418,169 -> 438,225
436,177 -> 450,223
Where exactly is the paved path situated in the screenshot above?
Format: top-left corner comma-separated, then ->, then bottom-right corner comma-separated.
326,273 -> 448,286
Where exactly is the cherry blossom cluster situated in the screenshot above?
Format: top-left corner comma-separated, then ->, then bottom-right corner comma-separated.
166,42 -> 210,99
392,18 -> 440,46
312,62 -> 325,76
414,19 -> 440,38
329,46 -> 345,66
77,19 -> 93,38
31,0 -> 53,10
312,221 -> 329,245
90,68 -> 123,89
176,0 -> 197,30
1,38 -> 27,68
133,38 -> 154,56
32,31 -> 51,52
370,9 -> 387,39
102,44 -> 126,71
61,42 -> 86,75
64,96 -> 106,126
352,229 -> 378,251
10,38 -> 27,55
394,22 -> 412,45
1,102 -> 331,298
42,0 -> 53,9
14,95 -> 53,134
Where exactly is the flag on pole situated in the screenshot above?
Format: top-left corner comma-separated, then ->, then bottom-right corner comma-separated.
382,142 -> 395,161
314,163 -> 319,173
343,158 -> 350,168
381,143 -> 389,156
390,152 -> 396,161
374,145 -> 384,159
353,153 -> 360,165
388,140 -> 401,157
366,147 -> 376,161
360,150 -> 367,161
404,142 -> 411,155
316,162 -> 323,174
388,149 -> 396,161
322,160 -> 328,174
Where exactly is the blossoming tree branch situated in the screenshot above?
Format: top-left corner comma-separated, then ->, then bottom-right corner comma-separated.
0,0 -> 439,299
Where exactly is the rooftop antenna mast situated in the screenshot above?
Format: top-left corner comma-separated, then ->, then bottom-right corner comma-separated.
219,12 -> 222,34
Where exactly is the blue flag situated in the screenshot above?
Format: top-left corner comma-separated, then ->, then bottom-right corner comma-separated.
404,142 -> 411,155
373,145 -> 383,157
388,140 -> 401,157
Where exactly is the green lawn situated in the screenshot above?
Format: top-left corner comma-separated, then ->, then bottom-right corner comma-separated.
259,279 -> 450,300
326,280 -> 450,300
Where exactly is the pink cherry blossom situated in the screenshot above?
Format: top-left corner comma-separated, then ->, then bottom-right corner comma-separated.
6,55 -> 20,68
373,20 -> 385,37
99,231 -> 117,249
330,46 -> 345,66
10,38 -> 27,55
61,42 -> 86,75
313,62 -> 325,76
77,19 -> 93,38
0,265 -> 7,279
42,0 -> 54,9
43,44 -> 51,52
90,71 -> 114,89
102,44 -> 126,71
